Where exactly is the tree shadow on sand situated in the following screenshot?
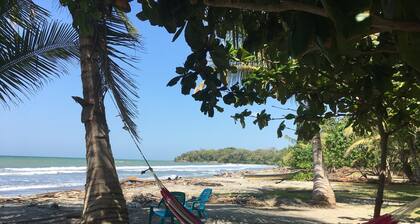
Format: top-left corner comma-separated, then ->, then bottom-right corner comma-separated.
205,204 -> 328,224
0,202 -> 82,224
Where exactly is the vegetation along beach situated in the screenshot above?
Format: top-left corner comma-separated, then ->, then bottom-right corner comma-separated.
1,0 -> 419,224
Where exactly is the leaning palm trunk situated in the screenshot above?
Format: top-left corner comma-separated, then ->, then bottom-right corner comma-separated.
311,132 -> 336,206
77,35 -> 128,223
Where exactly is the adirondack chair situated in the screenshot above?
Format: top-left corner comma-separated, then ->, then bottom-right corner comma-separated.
185,188 -> 212,218
148,191 -> 186,224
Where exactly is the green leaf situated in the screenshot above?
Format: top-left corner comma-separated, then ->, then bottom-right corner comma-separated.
172,22 -> 185,42
215,105 -> 224,112
185,19 -> 206,51
180,73 -> 198,95
175,67 -> 186,74
232,109 -> 252,128
285,113 -> 296,120
209,44 -> 229,69
253,109 -> 271,130
167,76 -> 182,86
277,121 -> 286,138
223,92 -> 236,105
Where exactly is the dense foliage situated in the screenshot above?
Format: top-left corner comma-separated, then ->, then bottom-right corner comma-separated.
175,147 -> 289,165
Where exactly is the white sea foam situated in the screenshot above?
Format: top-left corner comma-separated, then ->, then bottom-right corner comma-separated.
0,164 -> 272,176
0,163 -> 273,196
0,166 -> 86,176
0,183 -> 83,192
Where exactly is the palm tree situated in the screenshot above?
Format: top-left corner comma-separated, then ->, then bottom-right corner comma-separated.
61,1 -> 139,223
0,0 -> 78,106
311,131 -> 336,206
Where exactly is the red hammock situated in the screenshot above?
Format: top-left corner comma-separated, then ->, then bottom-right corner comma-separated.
363,214 -> 398,224
152,172 -> 203,224
160,187 -> 202,224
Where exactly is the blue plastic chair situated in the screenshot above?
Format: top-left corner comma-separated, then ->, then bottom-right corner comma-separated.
185,188 -> 212,218
148,191 -> 186,224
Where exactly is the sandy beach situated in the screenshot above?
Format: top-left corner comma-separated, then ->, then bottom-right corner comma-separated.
0,168 -> 418,224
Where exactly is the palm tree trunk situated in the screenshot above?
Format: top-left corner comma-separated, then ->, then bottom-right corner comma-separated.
311,132 -> 336,206
373,123 -> 389,218
77,35 -> 128,223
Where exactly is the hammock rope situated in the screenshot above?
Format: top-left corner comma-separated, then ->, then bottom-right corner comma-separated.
364,197 -> 420,224
390,197 -> 420,220
110,95 -> 202,224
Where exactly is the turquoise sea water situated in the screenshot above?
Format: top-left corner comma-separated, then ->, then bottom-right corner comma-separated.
0,156 -> 272,197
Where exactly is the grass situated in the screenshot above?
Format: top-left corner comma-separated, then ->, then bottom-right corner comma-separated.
333,182 -> 420,203
217,182 -> 419,204
215,181 -> 420,221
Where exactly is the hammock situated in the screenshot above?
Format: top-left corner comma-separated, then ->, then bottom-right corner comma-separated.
113,96 -> 202,224
149,170 -> 202,224
363,214 -> 398,224
363,197 -> 420,224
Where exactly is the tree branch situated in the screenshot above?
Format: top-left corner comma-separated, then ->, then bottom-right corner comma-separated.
203,0 -> 420,32
272,105 -> 297,112
203,0 -> 326,17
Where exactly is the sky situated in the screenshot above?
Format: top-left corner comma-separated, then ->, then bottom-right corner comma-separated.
0,1 -> 297,160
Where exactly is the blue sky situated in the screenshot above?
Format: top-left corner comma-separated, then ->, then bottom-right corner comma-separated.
0,1 -> 297,160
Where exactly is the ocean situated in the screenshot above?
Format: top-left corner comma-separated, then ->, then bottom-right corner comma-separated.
0,156 -> 272,197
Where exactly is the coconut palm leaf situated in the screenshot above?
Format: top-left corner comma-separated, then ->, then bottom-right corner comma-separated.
0,21 -> 79,106
345,134 -> 380,156
0,0 -> 48,51
0,0 -> 48,29
97,9 -> 140,140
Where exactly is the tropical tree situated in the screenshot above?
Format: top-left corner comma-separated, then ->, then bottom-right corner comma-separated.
0,0 -> 78,106
135,0 -> 420,217
60,0 -> 139,223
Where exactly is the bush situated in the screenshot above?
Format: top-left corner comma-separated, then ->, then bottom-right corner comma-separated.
290,171 -> 314,181
175,147 -> 288,165
288,143 -> 312,170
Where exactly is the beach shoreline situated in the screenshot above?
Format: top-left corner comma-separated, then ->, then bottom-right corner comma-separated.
0,167 -> 418,223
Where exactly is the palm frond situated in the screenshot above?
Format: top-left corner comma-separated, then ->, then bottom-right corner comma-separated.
345,134 -> 380,156
98,9 -> 141,140
0,21 -> 79,107
1,0 -> 48,31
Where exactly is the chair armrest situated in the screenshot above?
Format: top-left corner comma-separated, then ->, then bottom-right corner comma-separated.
185,201 -> 199,209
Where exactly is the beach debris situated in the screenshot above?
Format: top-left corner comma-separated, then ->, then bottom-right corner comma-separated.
193,181 -> 223,187
132,193 -> 159,206
215,172 -> 233,177
167,175 -> 181,180
121,176 -> 142,184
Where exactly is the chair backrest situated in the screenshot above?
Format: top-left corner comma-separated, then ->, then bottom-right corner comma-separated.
158,191 -> 186,209
199,188 -> 212,203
